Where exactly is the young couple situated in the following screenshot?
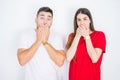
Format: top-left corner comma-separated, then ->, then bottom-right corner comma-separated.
17,7 -> 106,80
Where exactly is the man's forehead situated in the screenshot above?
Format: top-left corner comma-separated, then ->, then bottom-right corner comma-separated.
39,11 -> 52,17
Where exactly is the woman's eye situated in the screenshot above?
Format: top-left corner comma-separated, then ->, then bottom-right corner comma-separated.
77,19 -> 81,21
84,18 -> 87,20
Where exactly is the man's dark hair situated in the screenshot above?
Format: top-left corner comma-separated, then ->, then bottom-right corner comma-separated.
37,7 -> 53,17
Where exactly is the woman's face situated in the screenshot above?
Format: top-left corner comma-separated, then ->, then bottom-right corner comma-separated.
77,13 -> 91,30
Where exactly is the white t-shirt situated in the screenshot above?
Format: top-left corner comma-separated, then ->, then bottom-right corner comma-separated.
19,29 -> 64,80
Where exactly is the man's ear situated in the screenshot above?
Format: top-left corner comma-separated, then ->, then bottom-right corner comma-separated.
35,18 -> 39,29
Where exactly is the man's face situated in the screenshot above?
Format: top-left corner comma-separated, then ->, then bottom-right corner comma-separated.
36,11 -> 53,28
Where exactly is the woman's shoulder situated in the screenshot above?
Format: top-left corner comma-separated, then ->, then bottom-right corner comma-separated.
68,33 -> 74,39
94,30 -> 105,35
92,30 -> 106,38
69,32 -> 74,37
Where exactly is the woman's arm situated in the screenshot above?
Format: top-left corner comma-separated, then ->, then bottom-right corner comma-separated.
84,35 -> 102,63
66,35 -> 80,62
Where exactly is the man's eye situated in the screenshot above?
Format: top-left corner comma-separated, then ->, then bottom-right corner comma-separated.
40,17 -> 44,19
47,18 -> 51,20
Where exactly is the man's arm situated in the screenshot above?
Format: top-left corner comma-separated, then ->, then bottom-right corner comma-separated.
17,27 -> 43,66
41,27 -> 65,67
17,40 -> 42,66
44,43 -> 65,67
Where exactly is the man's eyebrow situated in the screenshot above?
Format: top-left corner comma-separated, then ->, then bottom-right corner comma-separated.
48,15 -> 52,18
39,14 -> 52,18
40,14 -> 45,16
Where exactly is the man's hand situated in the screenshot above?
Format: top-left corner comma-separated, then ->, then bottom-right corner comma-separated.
35,27 -> 44,43
35,26 -> 50,43
42,27 -> 50,43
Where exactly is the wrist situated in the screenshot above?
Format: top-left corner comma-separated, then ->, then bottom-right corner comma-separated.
75,34 -> 81,38
42,41 -> 48,46
36,40 -> 42,44
84,35 -> 90,40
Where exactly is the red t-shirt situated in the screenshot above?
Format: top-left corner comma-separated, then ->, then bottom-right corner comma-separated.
67,31 -> 106,80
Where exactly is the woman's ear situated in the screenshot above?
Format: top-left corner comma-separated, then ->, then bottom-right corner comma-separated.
35,18 -> 37,24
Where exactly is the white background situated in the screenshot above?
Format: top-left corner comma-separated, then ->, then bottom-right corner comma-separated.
0,0 -> 120,80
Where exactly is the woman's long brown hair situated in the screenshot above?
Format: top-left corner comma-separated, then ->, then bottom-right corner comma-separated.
66,8 -> 95,62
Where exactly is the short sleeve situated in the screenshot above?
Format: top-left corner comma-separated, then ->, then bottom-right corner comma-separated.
94,31 -> 106,53
66,33 -> 74,49
52,33 -> 64,50
18,33 -> 31,49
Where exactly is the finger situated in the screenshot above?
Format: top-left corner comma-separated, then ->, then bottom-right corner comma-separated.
86,26 -> 89,30
78,26 -> 83,31
81,25 -> 86,30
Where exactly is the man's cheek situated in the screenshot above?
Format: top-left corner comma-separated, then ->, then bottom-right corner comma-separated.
38,22 -> 43,26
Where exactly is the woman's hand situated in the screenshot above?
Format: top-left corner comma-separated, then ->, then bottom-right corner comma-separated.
77,24 -> 89,37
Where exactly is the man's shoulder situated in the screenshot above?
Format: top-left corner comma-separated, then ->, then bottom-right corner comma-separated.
21,28 -> 35,37
50,30 -> 63,38
19,28 -> 36,43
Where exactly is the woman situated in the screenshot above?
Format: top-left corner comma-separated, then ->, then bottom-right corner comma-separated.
66,8 -> 106,80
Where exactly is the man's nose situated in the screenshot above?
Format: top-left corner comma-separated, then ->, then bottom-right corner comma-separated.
43,20 -> 47,25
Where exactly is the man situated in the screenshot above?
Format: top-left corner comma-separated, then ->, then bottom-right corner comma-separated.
17,7 -> 65,80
